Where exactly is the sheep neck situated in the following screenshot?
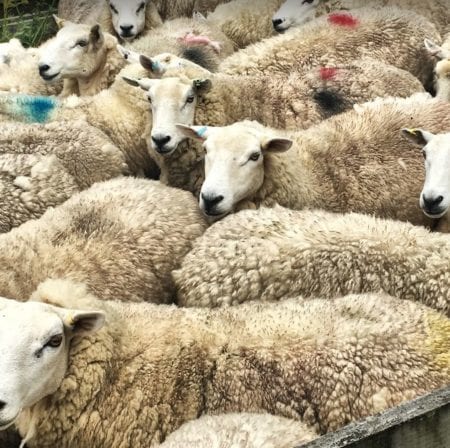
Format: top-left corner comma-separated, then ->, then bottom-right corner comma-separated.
153,139 -> 205,197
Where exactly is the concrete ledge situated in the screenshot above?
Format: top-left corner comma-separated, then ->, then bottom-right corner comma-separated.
300,386 -> 450,448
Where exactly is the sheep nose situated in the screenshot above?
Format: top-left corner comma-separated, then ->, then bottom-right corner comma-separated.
120,25 -> 134,35
201,193 -> 224,214
272,18 -> 284,30
151,134 -> 172,152
0,400 -> 6,411
422,194 -> 444,212
39,64 -> 50,75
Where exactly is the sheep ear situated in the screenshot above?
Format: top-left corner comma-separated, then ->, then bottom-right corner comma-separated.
176,124 -> 210,142
424,39 -> 446,59
140,55 -> 162,74
89,24 -> 103,46
262,137 -> 293,153
401,128 -> 435,147
53,14 -> 66,29
193,11 -> 207,21
122,76 -> 155,91
63,310 -> 105,336
192,79 -> 212,95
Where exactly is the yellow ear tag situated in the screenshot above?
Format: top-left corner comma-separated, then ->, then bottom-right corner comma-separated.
64,312 -> 75,328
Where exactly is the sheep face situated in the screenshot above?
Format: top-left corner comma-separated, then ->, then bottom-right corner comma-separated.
108,0 -> 149,41
177,122 -> 292,218
0,297 -> 104,431
402,128 -> 450,219
125,76 -> 211,155
272,0 -> 320,32
38,21 -> 107,83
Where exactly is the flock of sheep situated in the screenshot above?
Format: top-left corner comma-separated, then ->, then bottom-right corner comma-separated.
0,0 -> 449,447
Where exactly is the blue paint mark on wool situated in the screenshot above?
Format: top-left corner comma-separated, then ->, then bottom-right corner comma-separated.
15,95 -> 57,123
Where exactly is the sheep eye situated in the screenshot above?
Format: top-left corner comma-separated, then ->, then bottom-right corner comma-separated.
110,3 -> 118,14
136,2 -> 145,13
249,152 -> 260,162
302,0 -> 314,3
35,334 -> 63,358
46,334 -> 63,349
186,96 -> 195,104
76,39 -> 88,48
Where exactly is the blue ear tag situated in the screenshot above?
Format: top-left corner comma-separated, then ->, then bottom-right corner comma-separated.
151,60 -> 161,72
196,126 -> 208,137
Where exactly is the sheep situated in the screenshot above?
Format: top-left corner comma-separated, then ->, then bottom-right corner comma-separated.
38,17 -> 126,97
0,120 -> 127,233
176,94 -> 450,228
271,0 -> 450,35
57,0 -> 230,41
125,58 -> 424,195
0,177 -> 206,305
57,0 -> 163,41
402,128 -> 450,233
206,0 -> 284,49
174,207 -> 450,313
0,63 -> 159,177
159,413 -> 317,447
1,285 -> 449,447
220,7 -> 439,88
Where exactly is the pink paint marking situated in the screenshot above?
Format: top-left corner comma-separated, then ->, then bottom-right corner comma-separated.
327,12 -> 360,27
319,67 -> 339,80
177,32 -> 222,53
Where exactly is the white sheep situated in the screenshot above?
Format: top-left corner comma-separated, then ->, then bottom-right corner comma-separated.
57,0 -> 163,41
125,57 -> 424,194
57,0 -> 230,41
272,0 -> 450,35
220,7 -> 440,88
0,63 -> 158,177
0,119 -> 127,232
37,17 -> 125,97
174,207 -> 450,313
0,177 -> 205,304
402,128 -> 450,232
1,283 -> 449,446
159,413 -> 317,447
176,95 -> 450,230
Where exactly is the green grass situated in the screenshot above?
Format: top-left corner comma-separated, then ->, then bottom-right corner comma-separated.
0,0 -> 58,47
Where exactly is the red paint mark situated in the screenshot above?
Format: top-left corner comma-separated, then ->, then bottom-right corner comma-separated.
177,32 -> 221,53
327,12 -> 359,27
319,67 -> 339,80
